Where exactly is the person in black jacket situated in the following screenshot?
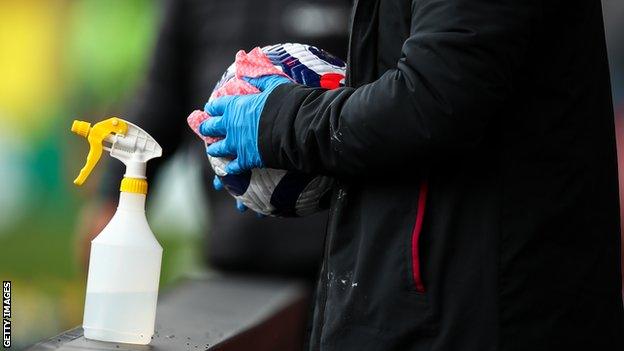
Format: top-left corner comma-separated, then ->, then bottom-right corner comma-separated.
199,0 -> 624,350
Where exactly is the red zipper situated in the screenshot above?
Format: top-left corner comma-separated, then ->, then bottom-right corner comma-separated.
411,180 -> 428,293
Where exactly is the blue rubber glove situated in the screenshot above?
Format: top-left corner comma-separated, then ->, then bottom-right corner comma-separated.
235,199 -> 248,212
200,75 -> 291,175
213,176 -> 265,216
212,175 -> 224,191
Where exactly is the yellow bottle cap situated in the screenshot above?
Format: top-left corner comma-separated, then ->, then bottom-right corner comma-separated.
120,177 -> 148,194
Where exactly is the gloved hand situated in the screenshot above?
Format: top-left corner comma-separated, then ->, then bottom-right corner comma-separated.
213,175 -> 264,216
199,75 -> 291,175
211,175 -> 242,208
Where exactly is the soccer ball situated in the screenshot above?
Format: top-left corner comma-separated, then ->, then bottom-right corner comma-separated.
210,43 -> 346,217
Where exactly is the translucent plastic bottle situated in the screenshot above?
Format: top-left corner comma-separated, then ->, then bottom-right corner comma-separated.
70,118 -> 164,344
83,191 -> 162,344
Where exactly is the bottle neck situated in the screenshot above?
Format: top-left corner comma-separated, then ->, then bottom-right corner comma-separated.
124,161 -> 147,179
118,192 -> 146,211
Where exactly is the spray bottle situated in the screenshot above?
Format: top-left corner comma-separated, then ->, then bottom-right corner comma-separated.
71,117 -> 162,344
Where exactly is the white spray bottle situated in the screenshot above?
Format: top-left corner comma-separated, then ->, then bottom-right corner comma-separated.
71,117 -> 163,344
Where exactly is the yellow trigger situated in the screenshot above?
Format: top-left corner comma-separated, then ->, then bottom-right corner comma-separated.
71,117 -> 128,185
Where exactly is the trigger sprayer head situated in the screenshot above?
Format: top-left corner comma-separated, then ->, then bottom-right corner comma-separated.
71,117 -> 128,186
71,117 -> 162,193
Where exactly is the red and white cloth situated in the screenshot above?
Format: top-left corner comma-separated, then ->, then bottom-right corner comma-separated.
187,47 -> 290,144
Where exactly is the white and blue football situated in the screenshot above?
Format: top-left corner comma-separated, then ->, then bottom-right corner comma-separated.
209,43 -> 346,217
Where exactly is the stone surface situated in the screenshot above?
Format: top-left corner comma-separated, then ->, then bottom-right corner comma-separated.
26,273 -> 309,351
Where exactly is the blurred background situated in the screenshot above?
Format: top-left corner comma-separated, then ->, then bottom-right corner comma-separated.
0,0 -> 622,348
0,1 -> 207,347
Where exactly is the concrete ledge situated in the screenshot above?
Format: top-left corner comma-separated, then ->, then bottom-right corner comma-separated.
26,273 -> 310,351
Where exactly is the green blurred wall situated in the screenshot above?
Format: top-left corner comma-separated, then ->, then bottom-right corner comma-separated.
0,1 -> 201,347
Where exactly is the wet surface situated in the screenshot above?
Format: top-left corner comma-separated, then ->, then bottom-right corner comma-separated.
25,274 -> 306,351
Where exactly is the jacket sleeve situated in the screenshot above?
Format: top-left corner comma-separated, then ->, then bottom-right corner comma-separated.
258,0 -> 535,176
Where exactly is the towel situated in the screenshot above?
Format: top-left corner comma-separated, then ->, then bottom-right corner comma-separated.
187,47 -> 290,144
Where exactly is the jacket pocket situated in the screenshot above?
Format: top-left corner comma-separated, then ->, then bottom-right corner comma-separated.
411,179 -> 428,293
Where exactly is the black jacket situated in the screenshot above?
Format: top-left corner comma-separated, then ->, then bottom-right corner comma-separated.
259,0 -> 624,349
